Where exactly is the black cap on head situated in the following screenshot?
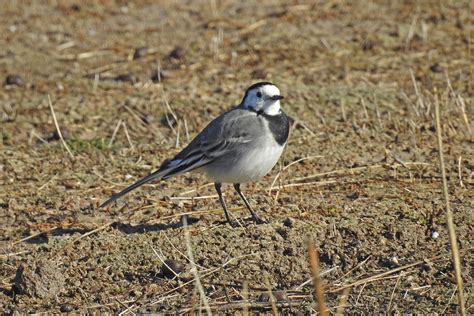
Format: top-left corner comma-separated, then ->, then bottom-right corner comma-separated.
241,81 -> 275,104
246,81 -> 275,92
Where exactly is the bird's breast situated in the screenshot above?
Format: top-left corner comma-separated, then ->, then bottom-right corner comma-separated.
203,138 -> 285,184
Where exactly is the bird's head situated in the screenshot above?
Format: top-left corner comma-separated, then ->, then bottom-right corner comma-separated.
241,82 -> 284,116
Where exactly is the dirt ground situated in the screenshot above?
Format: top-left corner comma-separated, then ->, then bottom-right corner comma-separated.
1,0 -> 473,314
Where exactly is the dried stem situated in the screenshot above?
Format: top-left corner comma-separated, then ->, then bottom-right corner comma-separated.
308,239 -> 328,316
434,90 -> 466,315
48,94 -> 74,159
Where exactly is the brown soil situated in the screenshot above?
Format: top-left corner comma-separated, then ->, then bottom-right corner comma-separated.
1,1 -> 473,314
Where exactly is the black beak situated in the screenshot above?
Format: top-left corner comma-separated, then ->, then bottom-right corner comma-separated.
269,95 -> 284,101
256,110 -> 263,116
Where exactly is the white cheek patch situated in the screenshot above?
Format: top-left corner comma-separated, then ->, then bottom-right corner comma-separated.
261,85 -> 281,96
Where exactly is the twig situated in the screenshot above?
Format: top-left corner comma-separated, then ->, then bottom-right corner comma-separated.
178,182 -> 214,196
169,194 -> 219,201
118,302 -> 136,316
65,222 -> 113,248
28,129 -> 48,144
122,122 -> 134,150
11,226 -> 57,246
457,156 -> 464,187
37,174 -> 58,191
328,250 -> 469,293
184,117 -> 190,142
269,179 -> 338,191
183,216 -> 212,315
268,155 -> 323,193
434,90 -> 466,315
289,162 -> 430,183
56,49 -> 113,60
445,72 -> 471,134
48,94 -> 74,159
109,119 -> 122,147
387,273 -> 402,312
92,73 -> 99,92
308,239 -> 328,316
0,250 -> 31,259
176,300 -> 301,313
295,266 -> 339,290
239,19 -> 267,36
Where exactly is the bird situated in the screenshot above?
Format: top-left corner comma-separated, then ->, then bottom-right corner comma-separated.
100,82 -> 289,226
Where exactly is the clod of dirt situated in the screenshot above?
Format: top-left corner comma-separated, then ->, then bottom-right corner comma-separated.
4,75 -> 24,86
13,260 -> 65,299
429,63 -> 444,73
362,39 -> 375,51
283,217 -> 295,228
48,127 -> 71,141
133,47 -> 148,60
70,4 -> 81,12
257,293 -> 269,302
257,291 -> 287,302
272,290 -> 287,302
59,304 -> 74,312
168,46 -> 185,61
151,69 -> 174,82
115,74 -> 137,83
161,259 -> 185,278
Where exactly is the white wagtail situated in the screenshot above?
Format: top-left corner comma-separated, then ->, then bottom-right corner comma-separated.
100,82 -> 289,225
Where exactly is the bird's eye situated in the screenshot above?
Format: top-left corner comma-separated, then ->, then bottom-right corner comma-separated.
256,91 -> 262,98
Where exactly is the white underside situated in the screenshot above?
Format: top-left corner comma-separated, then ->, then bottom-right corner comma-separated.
201,138 -> 285,183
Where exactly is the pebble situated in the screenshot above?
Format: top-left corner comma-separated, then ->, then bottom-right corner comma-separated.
5,75 -> 24,86
115,74 -> 136,83
168,46 -> 185,60
161,259 -> 184,278
283,217 -> 295,228
431,231 -> 439,239
429,63 -> 443,73
49,127 -> 70,141
272,290 -> 287,302
151,69 -> 174,82
59,304 -> 74,312
71,4 -> 81,11
391,256 -> 399,265
133,47 -> 148,60
257,293 -> 269,302
257,291 -> 287,302
362,39 -> 374,51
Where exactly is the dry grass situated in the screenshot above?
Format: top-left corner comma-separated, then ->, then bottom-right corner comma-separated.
308,239 -> 328,316
0,1 -> 472,314
434,90 -> 466,315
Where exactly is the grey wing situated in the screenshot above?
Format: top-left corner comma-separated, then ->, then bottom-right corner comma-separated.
159,108 -> 258,179
99,108 -> 257,208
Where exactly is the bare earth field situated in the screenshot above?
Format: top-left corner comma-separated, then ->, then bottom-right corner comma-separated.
0,0 -> 473,314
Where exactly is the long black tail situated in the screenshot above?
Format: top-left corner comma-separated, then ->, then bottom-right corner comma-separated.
99,151 -> 215,208
99,169 -> 166,208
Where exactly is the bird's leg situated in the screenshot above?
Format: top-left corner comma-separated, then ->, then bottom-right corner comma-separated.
233,183 -> 265,224
214,182 -> 237,226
